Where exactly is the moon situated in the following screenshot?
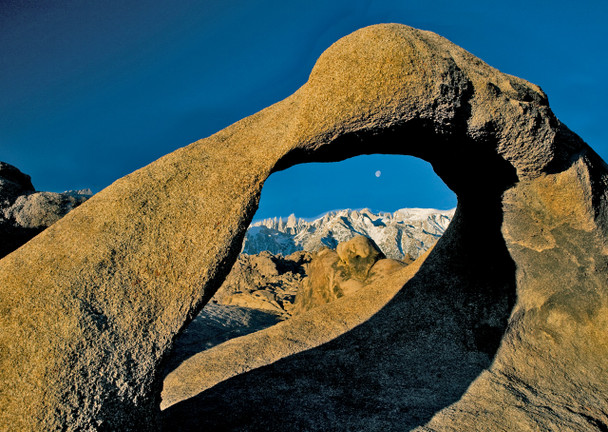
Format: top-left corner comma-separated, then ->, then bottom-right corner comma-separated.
375,170 -> 381,178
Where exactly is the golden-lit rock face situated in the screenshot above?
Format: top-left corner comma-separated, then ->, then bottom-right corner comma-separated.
1,24 -> 607,431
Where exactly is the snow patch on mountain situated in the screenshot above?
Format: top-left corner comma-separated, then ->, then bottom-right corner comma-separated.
243,208 -> 455,260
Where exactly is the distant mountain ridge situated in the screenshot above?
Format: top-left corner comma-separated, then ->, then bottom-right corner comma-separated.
243,207 -> 455,260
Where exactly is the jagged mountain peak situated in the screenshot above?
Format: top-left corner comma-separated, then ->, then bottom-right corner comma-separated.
245,207 -> 454,260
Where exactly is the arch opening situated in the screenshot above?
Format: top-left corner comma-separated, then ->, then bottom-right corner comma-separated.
253,154 -> 456,221
161,155 -> 456,376
160,139 -> 518,431
157,23 -> 527,425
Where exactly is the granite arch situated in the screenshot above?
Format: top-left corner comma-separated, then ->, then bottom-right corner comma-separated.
1,24 -> 607,431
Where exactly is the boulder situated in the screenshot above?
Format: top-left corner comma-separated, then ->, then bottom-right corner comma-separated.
211,250 -> 310,316
293,248 -> 345,311
1,24 -> 607,431
4,191 -> 90,229
293,236 -> 401,313
0,161 -> 35,204
336,234 -> 385,280
0,162 -> 91,258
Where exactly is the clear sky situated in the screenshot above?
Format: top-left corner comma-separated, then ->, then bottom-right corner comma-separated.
1,1 -> 606,220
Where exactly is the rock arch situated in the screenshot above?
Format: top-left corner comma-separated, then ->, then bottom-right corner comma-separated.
1,24 -> 607,431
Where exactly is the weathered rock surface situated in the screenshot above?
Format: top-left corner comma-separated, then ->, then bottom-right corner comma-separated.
336,234 -> 385,279
0,162 -> 91,258
160,303 -> 284,378
211,250 -> 310,316
1,24 -> 607,431
293,235 -> 407,313
4,191 -> 91,228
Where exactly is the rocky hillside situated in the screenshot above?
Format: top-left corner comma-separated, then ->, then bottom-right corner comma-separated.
167,251 -> 312,373
211,250 -> 312,317
163,235 -> 412,405
0,162 -> 92,258
165,236 -> 411,380
208,235 -> 410,318
243,207 -> 454,261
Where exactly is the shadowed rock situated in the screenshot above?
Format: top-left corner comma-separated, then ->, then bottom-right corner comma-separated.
160,245 -> 428,414
1,24 -> 607,431
160,303 -> 285,379
163,238 -> 403,380
0,162 -> 35,202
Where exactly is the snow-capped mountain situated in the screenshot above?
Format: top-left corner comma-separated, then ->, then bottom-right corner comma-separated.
242,208 -> 455,260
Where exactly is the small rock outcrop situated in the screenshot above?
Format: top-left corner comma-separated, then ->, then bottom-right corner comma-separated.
2,24 -> 608,431
294,235 -> 407,313
0,161 -> 35,202
161,246 -> 426,412
211,250 -> 311,316
0,162 -> 91,258
165,238 -> 406,380
336,234 -> 385,280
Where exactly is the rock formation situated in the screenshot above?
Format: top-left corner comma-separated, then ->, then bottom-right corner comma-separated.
161,251 -> 307,378
0,161 -> 91,258
1,24 -> 607,431
164,236 -> 407,386
211,250 -> 310,316
0,161 -> 35,201
161,244 -> 426,413
293,235 -> 407,313
160,302 -> 284,378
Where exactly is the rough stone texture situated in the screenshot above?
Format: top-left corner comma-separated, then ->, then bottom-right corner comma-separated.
0,162 -> 91,258
164,239 -> 403,381
211,250 -> 310,316
160,303 -> 284,379
4,191 -> 91,228
293,235 -> 405,313
336,235 -> 385,280
1,24 -> 607,431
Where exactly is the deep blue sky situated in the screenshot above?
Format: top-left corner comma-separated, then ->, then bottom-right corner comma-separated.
1,1 -> 606,219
